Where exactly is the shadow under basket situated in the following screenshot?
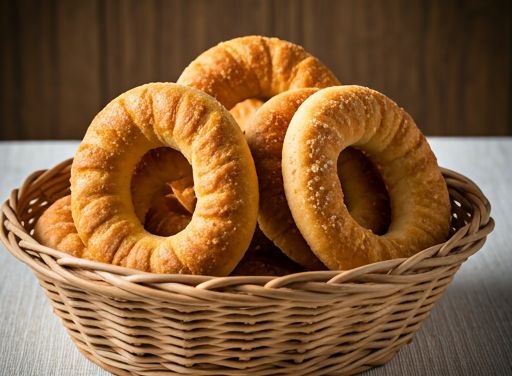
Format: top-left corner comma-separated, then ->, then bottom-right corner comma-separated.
0,158 -> 495,376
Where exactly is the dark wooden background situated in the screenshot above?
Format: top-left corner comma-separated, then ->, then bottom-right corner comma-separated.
1,0 -> 511,140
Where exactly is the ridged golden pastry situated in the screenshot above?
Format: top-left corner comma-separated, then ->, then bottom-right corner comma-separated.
71,83 -> 259,276
282,86 -> 451,270
177,36 -> 340,110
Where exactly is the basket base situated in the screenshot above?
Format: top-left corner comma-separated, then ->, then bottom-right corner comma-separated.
71,333 -> 403,376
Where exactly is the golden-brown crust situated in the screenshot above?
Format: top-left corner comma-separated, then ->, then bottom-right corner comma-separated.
229,98 -> 265,131
244,88 -> 391,270
34,191 -> 193,257
244,89 -> 325,269
33,196 -> 85,258
140,195 -> 304,277
71,83 -> 259,276
282,86 -> 451,270
177,36 -> 340,110
35,147 -> 193,256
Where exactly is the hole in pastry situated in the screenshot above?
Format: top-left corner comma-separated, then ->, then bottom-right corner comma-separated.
131,147 -> 194,237
229,98 -> 265,131
336,147 -> 391,236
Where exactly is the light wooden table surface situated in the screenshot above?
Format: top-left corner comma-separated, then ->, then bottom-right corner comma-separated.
0,139 -> 511,376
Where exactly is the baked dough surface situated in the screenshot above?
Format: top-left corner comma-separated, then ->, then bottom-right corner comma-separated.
245,88 -> 391,270
282,86 -> 451,270
71,83 -> 259,276
177,36 -> 340,110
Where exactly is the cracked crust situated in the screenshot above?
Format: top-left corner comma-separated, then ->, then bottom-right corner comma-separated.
70,83 -> 259,276
177,36 -> 340,110
245,88 -> 391,270
282,86 -> 451,270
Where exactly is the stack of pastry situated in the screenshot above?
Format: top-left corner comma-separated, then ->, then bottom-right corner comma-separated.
34,36 -> 451,277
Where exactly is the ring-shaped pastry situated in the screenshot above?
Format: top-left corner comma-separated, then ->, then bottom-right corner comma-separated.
282,86 -> 451,270
71,83 -> 259,275
177,36 -> 340,110
245,88 -> 391,270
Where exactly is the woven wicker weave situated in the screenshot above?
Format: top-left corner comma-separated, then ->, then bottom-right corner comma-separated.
1,158 -> 494,376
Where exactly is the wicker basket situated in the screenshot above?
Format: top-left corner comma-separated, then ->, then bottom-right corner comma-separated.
1,158 -> 494,376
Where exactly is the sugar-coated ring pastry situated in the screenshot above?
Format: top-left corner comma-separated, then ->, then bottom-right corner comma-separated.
230,99 -> 265,131
177,36 -> 340,110
131,147 -> 192,223
282,86 -> 451,270
33,195 -> 85,258
71,83 -> 259,275
245,88 -> 391,270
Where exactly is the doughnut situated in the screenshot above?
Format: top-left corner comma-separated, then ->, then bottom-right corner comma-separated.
281,86 -> 451,270
244,88 -> 391,270
177,36 -> 340,110
71,83 -> 259,276
230,99 -> 264,131
33,195 -> 86,258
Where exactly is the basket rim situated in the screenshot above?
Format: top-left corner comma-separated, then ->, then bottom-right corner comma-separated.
0,158 -> 495,298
